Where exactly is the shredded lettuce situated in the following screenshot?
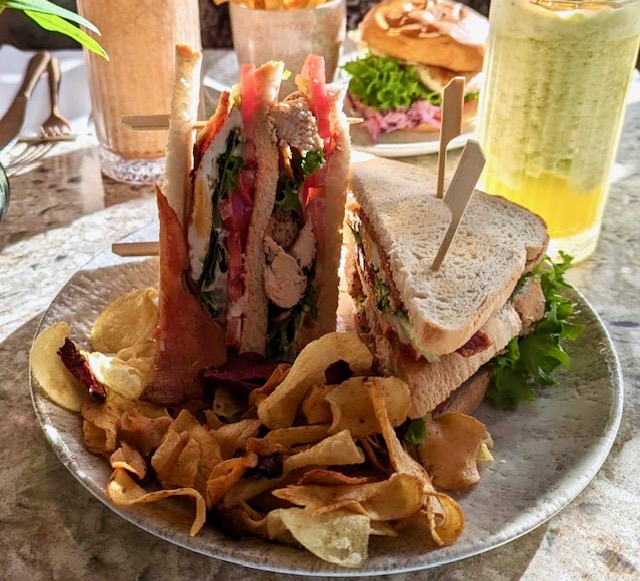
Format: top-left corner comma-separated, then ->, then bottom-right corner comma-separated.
343,54 -> 441,110
198,129 -> 243,320
404,416 -> 428,445
274,149 -> 324,216
488,252 -> 585,410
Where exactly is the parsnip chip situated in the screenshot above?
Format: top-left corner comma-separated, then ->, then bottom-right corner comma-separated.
249,363 -> 291,407
283,430 -> 365,473
258,333 -> 373,429
263,424 -> 329,447
110,442 -> 147,479
119,410 -> 173,456
214,419 -> 262,460
86,351 -> 147,400
206,454 -> 258,509
107,468 -> 206,537
91,288 -> 159,354
275,508 -> 370,568
30,322 -> 88,412
327,376 -> 410,438
302,385 -> 332,424
418,413 -> 487,491
297,469 -> 371,486
81,399 -> 123,455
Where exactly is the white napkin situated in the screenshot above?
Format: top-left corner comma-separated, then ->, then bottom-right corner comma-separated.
0,45 -> 92,137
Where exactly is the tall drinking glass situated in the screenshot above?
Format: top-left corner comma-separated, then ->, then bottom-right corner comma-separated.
77,0 -> 201,184
229,0 -> 346,96
476,0 -> 640,262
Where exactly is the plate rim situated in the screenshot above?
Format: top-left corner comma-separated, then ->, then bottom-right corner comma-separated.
30,225 -> 624,577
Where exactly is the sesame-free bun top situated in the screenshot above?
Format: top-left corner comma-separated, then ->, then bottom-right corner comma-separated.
359,0 -> 489,72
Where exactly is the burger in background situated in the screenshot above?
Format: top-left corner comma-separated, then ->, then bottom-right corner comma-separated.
344,0 -> 489,142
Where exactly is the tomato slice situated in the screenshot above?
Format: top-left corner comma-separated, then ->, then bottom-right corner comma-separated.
300,55 -> 332,150
239,64 -> 257,159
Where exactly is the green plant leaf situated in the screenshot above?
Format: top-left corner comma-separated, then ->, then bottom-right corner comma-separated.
2,0 -> 100,33
404,417 -> 428,445
24,10 -> 108,60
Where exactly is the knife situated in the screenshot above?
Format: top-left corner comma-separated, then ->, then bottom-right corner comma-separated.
0,51 -> 51,153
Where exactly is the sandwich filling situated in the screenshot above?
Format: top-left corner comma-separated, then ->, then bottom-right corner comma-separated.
263,58 -> 336,360
344,54 -> 479,142
188,67 -> 260,349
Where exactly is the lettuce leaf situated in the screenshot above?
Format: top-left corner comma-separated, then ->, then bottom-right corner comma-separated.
343,54 -> 441,110
488,252 -> 585,410
198,128 -> 243,319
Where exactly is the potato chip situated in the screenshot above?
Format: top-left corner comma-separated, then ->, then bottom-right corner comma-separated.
152,430 -> 193,487
107,468 -> 206,536
367,379 -> 465,547
418,413 -> 486,491
302,385 -> 332,424
258,333 -> 373,429
30,322 -> 88,412
110,442 -> 147,479
327,376 -> 410,439
91,288 -> 159,354
86,351 -> 147,400
369,521 -> 397,537
283,429 -> 365,473
274,472 -> 423,521
275,508 -> 370,568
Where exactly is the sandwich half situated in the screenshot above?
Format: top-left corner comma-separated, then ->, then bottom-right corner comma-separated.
346,156 -> 549,418
143,54 -> 350,406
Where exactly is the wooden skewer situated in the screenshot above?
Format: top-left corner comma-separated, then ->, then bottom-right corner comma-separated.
431,140 -> 486,271
122,114 -> 363,131
436,77 -> 465,200
112,241 -> 159,257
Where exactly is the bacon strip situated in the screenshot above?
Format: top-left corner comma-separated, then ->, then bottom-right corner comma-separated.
58,338 -> 106,401
456,330 -> 491,358
141,188 -> 227,407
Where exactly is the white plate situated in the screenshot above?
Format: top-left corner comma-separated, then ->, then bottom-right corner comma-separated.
31,225 -> 623,576
350,125 -> 475,158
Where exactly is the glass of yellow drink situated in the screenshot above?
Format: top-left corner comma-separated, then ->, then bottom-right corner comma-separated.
77,0 -> 201,184
476,0 -> 640,262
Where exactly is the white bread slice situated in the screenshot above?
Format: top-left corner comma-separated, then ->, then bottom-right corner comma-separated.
297,83 -> 351,348
349,156 -> 549,357
240,62 -> 285,354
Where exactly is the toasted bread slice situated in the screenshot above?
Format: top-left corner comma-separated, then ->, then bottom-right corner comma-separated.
349,156 -> 549,357
239,62 -> 284,354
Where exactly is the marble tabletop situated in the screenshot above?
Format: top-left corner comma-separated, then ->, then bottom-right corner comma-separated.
1,61 -> 639,580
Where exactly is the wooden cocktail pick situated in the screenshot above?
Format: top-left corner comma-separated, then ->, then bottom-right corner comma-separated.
436,76 -> 465,199
112,241 -> 159,257
431,140 -> 486,271
122,114 -> 363,131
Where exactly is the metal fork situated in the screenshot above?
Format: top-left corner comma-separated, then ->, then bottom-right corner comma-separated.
4,141 -> 55,177
41,57 -> 71,138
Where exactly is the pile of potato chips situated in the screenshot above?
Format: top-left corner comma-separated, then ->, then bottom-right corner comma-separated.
30,287 -> 493,568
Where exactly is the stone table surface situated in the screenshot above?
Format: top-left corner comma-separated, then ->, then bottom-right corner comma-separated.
1,71 -> 639,581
